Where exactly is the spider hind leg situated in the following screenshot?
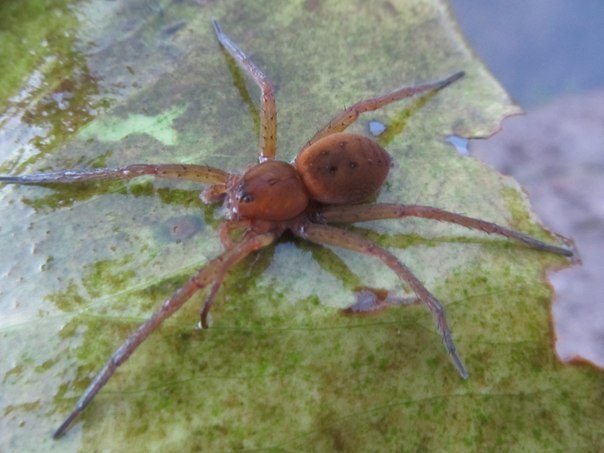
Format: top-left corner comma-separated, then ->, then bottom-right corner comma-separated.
294,221 -> 469,379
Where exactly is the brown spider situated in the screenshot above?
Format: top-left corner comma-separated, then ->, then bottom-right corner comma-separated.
0,20 -> 573,439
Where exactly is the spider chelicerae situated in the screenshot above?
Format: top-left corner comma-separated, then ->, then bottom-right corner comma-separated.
0,20 -> 573,438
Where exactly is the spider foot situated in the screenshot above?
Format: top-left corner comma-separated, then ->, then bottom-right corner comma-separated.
448,346 -> 469,379
440,328 -> 469,379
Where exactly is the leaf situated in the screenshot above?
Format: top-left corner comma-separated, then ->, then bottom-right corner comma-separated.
0,0 -> 600,451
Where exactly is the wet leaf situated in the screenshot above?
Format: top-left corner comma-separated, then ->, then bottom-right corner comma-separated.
0,0 -> 600,451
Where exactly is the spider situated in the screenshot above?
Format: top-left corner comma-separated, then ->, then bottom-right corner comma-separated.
0,20 -> 573,439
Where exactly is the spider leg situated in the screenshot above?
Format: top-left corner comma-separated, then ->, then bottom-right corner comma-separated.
200,275 -> 226,329
318,203 -> 575,257
200,228 -> 275,328
52,231 -> 276,439
0,164 -> 228,186
212,20 -> 277,162
305,71 -> 464,148
293,222 -> 468,379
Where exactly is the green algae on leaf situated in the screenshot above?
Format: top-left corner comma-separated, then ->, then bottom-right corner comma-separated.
0,0 -> 600,451
79,104 -> 187,146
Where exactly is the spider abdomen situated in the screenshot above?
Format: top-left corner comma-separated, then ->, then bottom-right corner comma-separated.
295,133 -> 392,204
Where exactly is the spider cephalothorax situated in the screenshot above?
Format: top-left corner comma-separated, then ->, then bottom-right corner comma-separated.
224,160 -> 309,221
0,20 -> 573,439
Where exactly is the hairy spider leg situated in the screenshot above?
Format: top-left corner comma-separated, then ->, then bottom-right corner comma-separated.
0,164 -> 228,186
304,71 -> 465,149
213,20 -> 277,162
52,231 -> 276,439
318,203 -> 575,257
200,227 -> 278,328
294,222 -> 468,379
199,272 -> 228,329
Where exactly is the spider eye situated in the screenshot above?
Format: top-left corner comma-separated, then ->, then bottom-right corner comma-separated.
240,193 -> 254,203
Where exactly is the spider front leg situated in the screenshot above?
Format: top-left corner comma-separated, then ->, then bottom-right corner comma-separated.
293,221 -> 468,379
52,231 -> 276,439
304,71 -> 465,148
200,227 -> 276,328
0,164 -> 229,186
213,20 -> 277,162
318,203 -> 575,257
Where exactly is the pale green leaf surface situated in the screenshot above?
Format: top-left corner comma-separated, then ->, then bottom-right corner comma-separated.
0,0 -> 600,451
